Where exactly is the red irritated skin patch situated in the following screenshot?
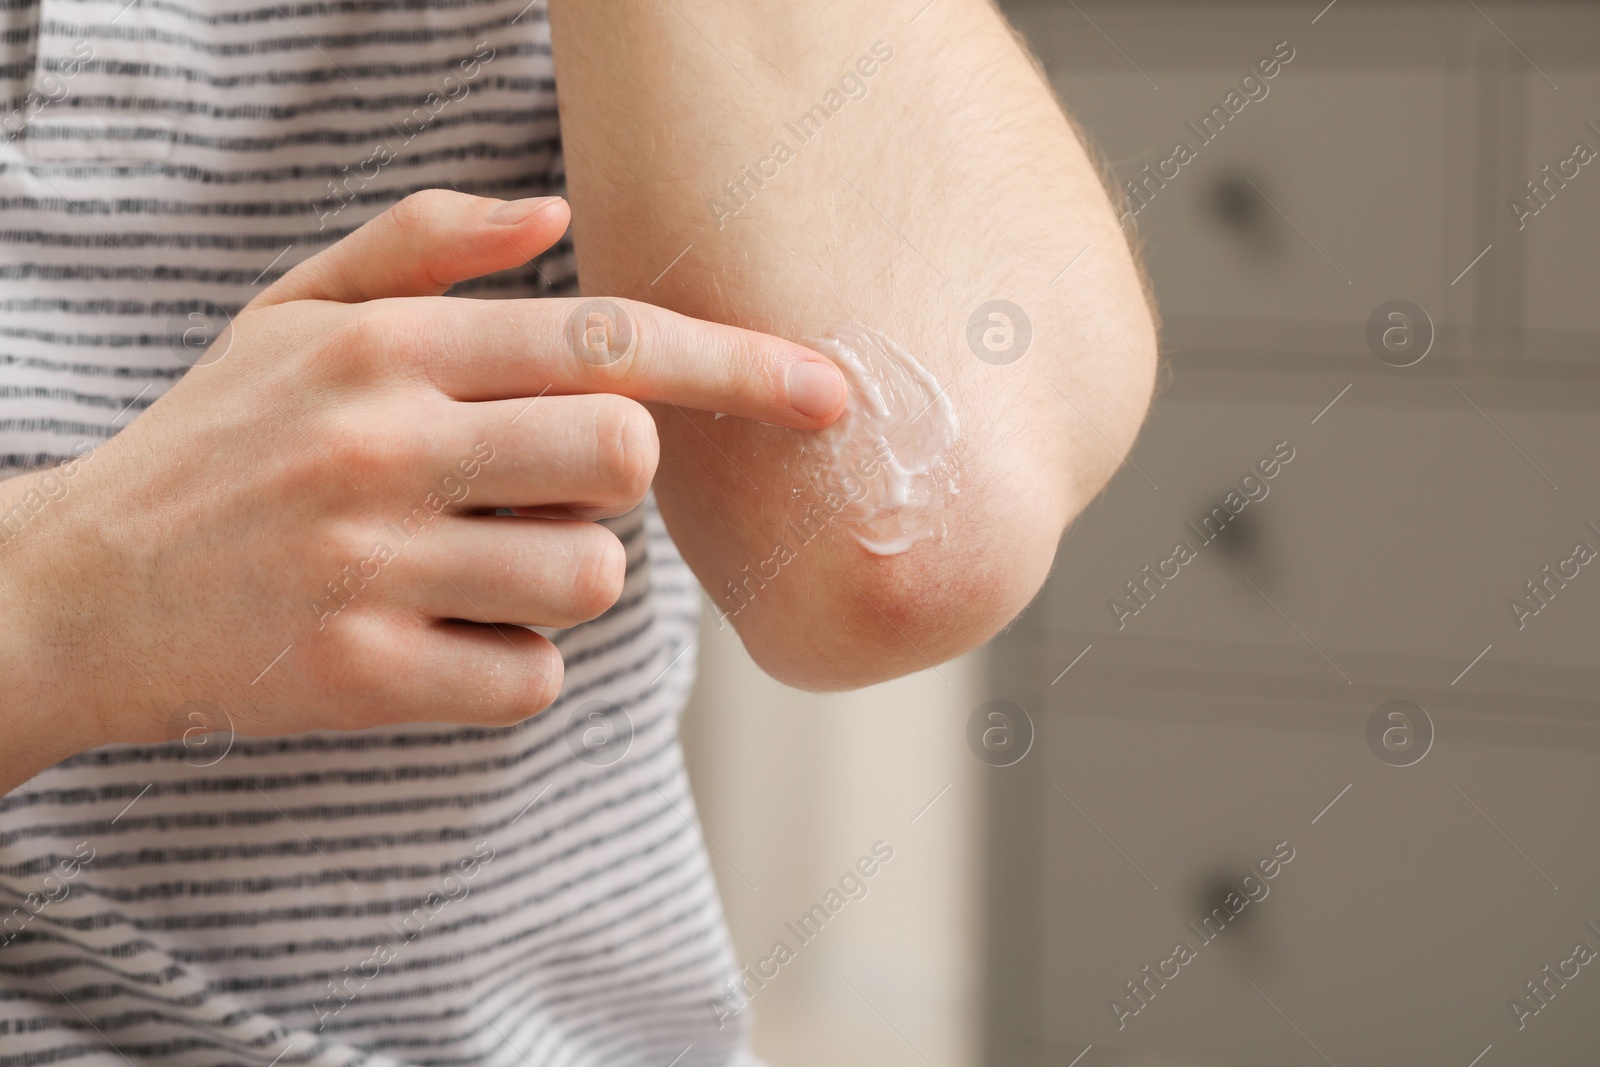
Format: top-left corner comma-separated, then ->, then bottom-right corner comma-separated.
798,323 -> 961,556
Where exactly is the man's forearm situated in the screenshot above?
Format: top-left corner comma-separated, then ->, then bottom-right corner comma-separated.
0,470 -> 117,795
549,0 -> 1155,688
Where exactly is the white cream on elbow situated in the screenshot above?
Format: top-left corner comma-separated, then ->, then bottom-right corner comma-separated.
799,323 -> 960,556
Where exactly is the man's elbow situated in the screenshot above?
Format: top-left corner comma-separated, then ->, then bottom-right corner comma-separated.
731,301 -> 1158,693
731,470 -> 1067,693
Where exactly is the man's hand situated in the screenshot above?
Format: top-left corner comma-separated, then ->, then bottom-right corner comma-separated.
0,189 -> 847,791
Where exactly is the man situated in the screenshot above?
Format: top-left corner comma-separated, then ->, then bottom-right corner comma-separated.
0,0 -> 1154,1062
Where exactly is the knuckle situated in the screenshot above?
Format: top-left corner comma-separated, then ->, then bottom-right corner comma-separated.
324,301 -> 428,385
594,396 -> 659,501
317,411 -> 440,495
387,189 -> 452,238
512,652 -> 569,716
320,423 -> 397,487
324,304 -> 389,378
384,191 -> 461,293
512,645 -> 565,718
571,526 -> 627,620
644,309 -> 762,406
276,413 -> 379,499
468,638 -> 564,724
303,613 -> 391,708
624,303 -> 675,383
579,298 -> 651,383
725,332 -> 772,403
315,516 -> 377,573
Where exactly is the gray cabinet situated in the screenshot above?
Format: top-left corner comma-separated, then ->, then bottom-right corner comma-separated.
1005,1 -> 1600,373
985,4 -> 1600,1064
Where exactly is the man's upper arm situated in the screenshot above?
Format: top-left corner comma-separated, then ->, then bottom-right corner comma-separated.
548,0 -> 1156,689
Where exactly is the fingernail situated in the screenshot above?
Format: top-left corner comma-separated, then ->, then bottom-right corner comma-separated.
489,196 -> 564,225
786,360 -> 846,420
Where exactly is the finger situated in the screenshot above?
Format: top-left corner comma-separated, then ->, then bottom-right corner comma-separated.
252,189 -> 570,307
333,610 -> 563,727
394,296 -> 849,428
411,516 -> 627,629
394,620 -> 565,726
456,394 -> 658,513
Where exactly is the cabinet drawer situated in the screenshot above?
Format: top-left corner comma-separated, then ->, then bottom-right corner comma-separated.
1519,69 -> 1600,353
1004,4 -> 1481,363
1014,687 -> 1600,1067
1042,373 -> 1600,698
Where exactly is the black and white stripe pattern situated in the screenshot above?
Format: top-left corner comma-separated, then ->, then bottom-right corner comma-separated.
0,0 -> 751,1063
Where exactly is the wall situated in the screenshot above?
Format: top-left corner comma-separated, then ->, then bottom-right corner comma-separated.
680,611 -> 986,1067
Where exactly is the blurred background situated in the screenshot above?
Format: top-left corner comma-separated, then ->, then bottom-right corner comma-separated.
682,2 -> 1600,1064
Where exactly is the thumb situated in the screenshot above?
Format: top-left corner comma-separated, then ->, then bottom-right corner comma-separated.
253,189 -> 570,307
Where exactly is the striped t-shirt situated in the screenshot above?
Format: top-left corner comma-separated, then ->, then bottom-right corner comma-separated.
0,0 -> 756,1064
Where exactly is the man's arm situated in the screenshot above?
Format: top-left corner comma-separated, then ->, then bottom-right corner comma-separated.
0,191 -> 845,793
549,0 -> 1156,690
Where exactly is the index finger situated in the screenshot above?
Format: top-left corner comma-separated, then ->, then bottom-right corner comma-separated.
395,296 -> 849,428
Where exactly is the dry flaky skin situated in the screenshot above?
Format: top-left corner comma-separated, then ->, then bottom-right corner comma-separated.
550,0 -> 1157,690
